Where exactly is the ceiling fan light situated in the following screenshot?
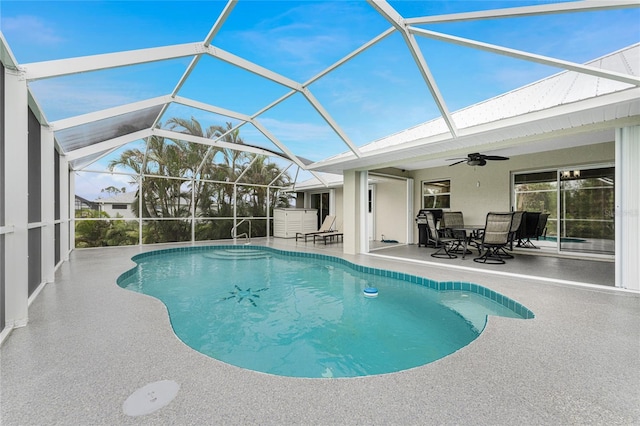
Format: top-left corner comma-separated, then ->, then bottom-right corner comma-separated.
467,159 -> 481,166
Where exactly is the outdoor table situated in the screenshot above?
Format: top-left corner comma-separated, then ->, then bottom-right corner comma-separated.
446,226 -> 484,259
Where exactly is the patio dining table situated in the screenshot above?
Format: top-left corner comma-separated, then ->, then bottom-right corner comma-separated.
446,225 -> 485,259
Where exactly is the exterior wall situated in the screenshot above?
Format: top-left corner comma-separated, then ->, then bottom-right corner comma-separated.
373,178 -> 407,243
0,62 -> 4,334
334,187 -> 343,231
410,142 -> 615,242
615,128 -> 640,290
101,203 -> 135,219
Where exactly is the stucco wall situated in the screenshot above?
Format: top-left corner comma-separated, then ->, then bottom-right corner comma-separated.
334,187 -> 344,231
410,142 -> 614,242
101,204 -> 136,219
373,178 -> 407,242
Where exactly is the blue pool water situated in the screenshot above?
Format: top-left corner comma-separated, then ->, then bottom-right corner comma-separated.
117,246 -> 534,378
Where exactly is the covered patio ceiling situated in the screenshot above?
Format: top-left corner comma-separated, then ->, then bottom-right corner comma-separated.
2,0 -> 639,181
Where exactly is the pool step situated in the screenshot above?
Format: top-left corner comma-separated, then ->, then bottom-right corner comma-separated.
203,249 -> 271,260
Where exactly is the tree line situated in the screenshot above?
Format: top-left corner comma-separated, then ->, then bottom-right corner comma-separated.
75,118 -> 293,247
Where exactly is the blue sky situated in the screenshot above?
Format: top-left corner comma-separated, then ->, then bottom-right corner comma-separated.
1,0 -> 638,199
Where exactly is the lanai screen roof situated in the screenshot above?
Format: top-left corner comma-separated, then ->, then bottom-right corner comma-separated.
1,0 -> 639,181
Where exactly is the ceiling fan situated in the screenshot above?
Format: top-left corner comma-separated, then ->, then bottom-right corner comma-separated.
447,152 -> 510,167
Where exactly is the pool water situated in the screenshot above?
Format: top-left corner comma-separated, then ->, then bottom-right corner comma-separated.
118,246 -> 533,378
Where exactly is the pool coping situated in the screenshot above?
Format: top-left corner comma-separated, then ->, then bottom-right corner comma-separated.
120,244 -> 535,320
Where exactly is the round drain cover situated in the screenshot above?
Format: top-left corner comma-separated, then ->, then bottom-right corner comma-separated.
123,380 -> 180,416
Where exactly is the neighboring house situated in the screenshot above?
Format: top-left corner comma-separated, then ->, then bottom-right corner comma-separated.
74,195 -> 99,213
96,192 -> 195,219
95,192 -> 136,219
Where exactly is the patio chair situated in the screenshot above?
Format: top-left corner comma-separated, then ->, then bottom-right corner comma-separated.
474,212 -> 514,264
442,211 -> 470,254
517,211 -> 541,248
535,213 -> 549,240
496,210 -> 525,259
425,212 -> 458,259
295,215 -> 336,242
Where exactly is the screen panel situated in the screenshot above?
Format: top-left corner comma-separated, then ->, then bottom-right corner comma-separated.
28,108 -> 42,222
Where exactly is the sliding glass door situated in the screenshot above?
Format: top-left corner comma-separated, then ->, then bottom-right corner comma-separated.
513,165 -> 614,256
310,192 -> 330,230
559,167 -> 614,255
513,171 -> 558,249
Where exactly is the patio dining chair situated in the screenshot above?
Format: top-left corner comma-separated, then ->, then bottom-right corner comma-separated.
474,212 -> 514,264
517,211 -> 541,248
442,211 -> 470,254
496,210 -> 525,259
425,212 -> 458,259
536,213 -> 550,240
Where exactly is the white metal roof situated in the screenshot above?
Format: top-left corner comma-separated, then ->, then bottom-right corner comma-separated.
310,43 -> 640,172
95,192 -> 136,204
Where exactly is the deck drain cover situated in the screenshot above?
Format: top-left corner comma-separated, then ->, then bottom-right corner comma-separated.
123,380 -> 180,416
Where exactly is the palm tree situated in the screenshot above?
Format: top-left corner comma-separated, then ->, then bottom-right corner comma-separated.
107,117 -> 291,242
238,154 -> 290,217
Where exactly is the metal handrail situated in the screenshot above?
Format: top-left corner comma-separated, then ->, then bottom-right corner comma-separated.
231,218 -> 251,244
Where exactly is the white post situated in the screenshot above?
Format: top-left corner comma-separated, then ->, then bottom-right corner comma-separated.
615,126 -> 640,291
191,178 -> 196,242
359,171 -> 369,253
69,170 -> 76,250
233,184 -> 237,239
343,170 -> 367,255
138,176 -> 143,245
4,68 -> 29,328
59,155 -> 70,261
406,178 -> 414,244
266,187 -> 271,238
41,126 -> 55,283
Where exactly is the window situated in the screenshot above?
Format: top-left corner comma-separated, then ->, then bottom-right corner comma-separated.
422,180 -> 450,209
112,204 -> 128,210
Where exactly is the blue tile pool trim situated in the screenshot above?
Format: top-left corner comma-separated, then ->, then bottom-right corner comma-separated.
119,245 -> 535,319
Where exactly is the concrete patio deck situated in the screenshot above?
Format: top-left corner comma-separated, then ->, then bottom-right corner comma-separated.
1,238 -> 638,425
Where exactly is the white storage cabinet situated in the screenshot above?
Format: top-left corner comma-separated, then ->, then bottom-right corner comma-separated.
273,208 -> 318,238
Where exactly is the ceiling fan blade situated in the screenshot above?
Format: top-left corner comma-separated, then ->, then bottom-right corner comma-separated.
448,160 -> 467,166
484,155 -> 509,160
445,157 -> 467,161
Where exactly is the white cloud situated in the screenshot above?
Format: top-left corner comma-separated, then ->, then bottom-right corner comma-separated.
29,79 -> 143,120
227,2 -> 374,77
257,116 -> 335,143
2,15 -> 64,45
75,171 -> 137,201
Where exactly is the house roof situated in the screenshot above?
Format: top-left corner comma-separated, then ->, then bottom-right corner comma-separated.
95,192 -> 136,204
288,172 -> 344,192
310,43 -> 640,173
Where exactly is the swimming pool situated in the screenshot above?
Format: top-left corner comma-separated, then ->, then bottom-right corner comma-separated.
117,245 -> 534,378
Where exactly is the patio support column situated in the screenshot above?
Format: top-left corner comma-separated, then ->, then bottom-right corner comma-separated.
615,126 -> 640,291
342,170 -> 367,255
406,178 -> 414,244
69,170 -> 76,250
59,154 -> 70,261
3,68 -> 29,328
41,126 -> 55,283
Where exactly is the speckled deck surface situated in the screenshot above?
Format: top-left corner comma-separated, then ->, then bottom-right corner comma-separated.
1,239 -> 638,425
